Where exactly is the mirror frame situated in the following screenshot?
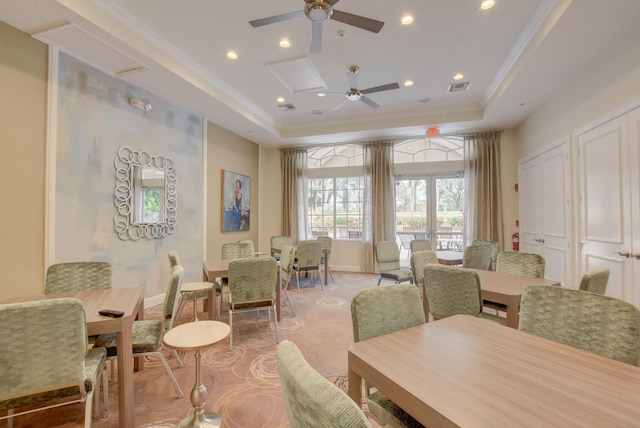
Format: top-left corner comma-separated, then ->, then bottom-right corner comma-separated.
113,146 -> 177,240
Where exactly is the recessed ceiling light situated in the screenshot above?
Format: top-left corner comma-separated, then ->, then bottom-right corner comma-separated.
312,110 -> 323,115
317,92 -> 326,97
276,97 -> 285,103
226,51 -> 238,60
401,15 -> 414,25
418,97 -> 431,103
404,80 -> 414,87
454,73 -> 464,80
480,0 -> 495,10
279,39 -> 291,48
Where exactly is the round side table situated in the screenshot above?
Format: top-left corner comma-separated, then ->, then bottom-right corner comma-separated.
181,282 -> 214,321
163,320 -> 230,428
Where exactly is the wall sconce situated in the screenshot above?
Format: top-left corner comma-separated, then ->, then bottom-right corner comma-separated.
129,97 -> 152,112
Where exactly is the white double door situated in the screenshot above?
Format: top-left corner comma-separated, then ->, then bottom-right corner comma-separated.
577,107 -> 640,305
519,142 -> 571,286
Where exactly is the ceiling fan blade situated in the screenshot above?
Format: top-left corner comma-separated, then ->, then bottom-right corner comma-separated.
361,82 -> 400,94
347,70 -> 358,89
359,96 -> 381,109
326,0 -> 341,6
330,10 -> 384,33
310,21 -> 323,53
249,10 -> 305,27
331,98 -> 348,111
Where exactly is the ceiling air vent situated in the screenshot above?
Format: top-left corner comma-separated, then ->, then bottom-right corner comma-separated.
278,103 -> 296,111
447,81 -> 471,93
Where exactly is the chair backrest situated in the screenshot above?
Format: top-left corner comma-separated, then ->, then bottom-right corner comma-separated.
351,284 -> 425,343
410,239 -> 432,253
238,239 -> 256,257
228,258 -> 277,305
462,244 -> 492,270
374,241 -> 401,271
44,262 -> 112,294
578,268 -> 610,295
280,245 -> 296,285
271,235 -> 293,251
163,265 -> 184,330
277,340 -> 372,428
424,264 -> 483,319
0,298 -> 88,405
496,251 -> 545,278
410,250 -> 439,286
519,285 -> 640,366
296,241 -> 323,268
316,236 -> 332,252
168,251 -> 182,268
222,242 -> 253,260
471,240 -> 499,271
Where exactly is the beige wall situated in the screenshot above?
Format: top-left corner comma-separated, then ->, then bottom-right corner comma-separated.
500,129 -> 520,252
258,146 -> 283,254
206,122 -> 260,260
517,25 -> 640,158
0,22 -> 47,297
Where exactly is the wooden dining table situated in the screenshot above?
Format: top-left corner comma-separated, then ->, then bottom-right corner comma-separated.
1,287 -> 144,428
348,315 -> 640,427
435,250 -> 463,265
202,259 -> 282,321
422,268 -> 560,328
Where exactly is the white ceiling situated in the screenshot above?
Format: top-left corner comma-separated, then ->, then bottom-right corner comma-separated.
2,0 -> 640,148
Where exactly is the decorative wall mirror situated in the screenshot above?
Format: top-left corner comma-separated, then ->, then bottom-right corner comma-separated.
114,146 -> 177,240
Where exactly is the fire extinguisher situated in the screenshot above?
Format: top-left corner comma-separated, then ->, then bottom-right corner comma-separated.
512,232 -> 519,251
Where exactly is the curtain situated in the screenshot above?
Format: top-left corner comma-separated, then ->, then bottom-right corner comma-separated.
362,141 -> 395,273
281,148 -> 308,243
463,131 -> 503,249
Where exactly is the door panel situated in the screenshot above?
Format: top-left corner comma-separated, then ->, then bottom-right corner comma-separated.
578,114 -> 632,300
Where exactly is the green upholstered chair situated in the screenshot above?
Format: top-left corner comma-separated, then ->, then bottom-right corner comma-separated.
409,250 -> 438,290
222,241 -> 254,259
495,251 -> 545,278
462,244 -> 492,270
44,262 -> 112,294
578,268 -> 610,295
0,298 -> 107,427
409,239 -> 432,254
277,340 -> 373,428
238,239 -> 256,257
374,241 -> 413,286
423,264 -> 505,325
279,245 -> 296,316
519,285 -> 640,366
271,235 -> 293,260
351,285 -> 425,428
95,265 -> 185,402
227,257 -> 278,350
293,240 -> 324,291
471,240 -> 499,271
317,235 -> 334,283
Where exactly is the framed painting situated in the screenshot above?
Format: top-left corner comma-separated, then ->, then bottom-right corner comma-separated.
221,170 -> 250,232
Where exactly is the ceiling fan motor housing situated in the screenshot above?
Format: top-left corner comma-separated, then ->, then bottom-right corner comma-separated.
305,1 -> 333,22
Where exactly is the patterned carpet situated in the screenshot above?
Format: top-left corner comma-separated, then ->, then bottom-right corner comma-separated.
11,272 -> 386,427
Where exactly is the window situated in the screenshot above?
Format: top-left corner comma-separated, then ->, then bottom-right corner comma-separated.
308,177 -> 364,240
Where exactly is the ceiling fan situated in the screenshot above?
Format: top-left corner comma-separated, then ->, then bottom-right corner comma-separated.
331,65 -> 399,111
249,0 -> 384,54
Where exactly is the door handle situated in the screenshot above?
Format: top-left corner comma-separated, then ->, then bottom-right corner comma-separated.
534,238 -> 545,243
632,253 -> 640,260
614,251 -> 631,258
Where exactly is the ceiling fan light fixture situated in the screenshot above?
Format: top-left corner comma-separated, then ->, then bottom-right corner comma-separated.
346,89 -> 362,101
305,2 -> 332,23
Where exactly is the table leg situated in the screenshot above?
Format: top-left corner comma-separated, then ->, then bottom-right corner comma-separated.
324,251 -> 330,285
347,357 -> 363,407
207,287 -> 215,320
178,349 -> 221,428
116,324 -> 135,427
276,268 -> 281,322
505,296 -> 520,329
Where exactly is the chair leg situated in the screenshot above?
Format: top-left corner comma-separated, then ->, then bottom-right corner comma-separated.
229,309 -> 234,350
171,349 -> 184,368
377,277 -> 383,286
295,270 -> 301,292
273,302 -> 279,344
84,389 -> 94,428
283,290 -> 295,315
317,269 -> 324,290
154,352 -> 183,398
175,296 -> 187,323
